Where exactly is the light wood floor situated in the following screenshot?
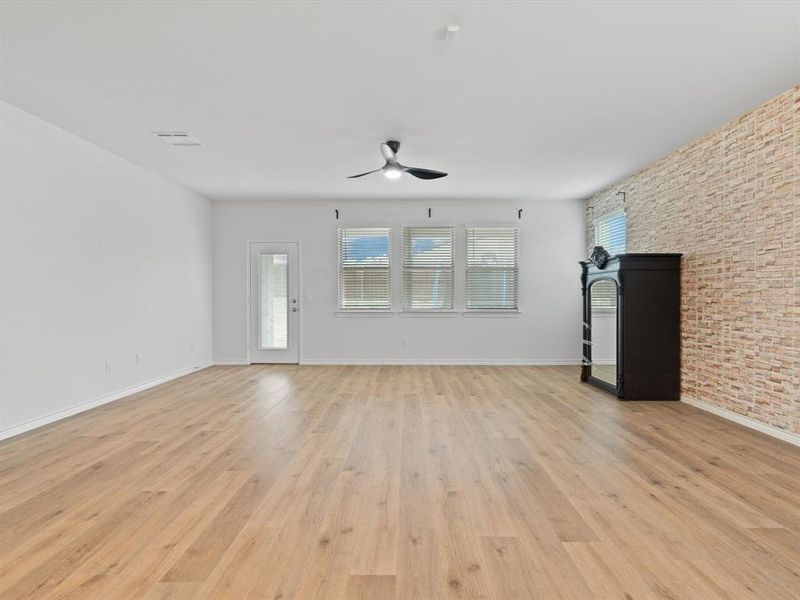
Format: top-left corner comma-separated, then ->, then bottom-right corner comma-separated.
1,365 -> 799,600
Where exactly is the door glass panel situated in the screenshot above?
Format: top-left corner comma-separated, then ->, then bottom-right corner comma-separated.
260,253 -> 288,349
589,279 -> 617,386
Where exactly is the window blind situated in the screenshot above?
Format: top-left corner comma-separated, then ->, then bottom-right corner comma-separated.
402,226 -> 454,311
338,227 -> 391,310
592,213 -> 626,308
466,227 -> 519,310
595,212 -> 626,255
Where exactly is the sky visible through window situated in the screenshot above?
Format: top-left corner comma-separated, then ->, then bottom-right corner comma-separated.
411,238 -> 441,255
341,229 -> 454,310
405,233 -> 451,309
343,235 -> 389,264
343,235 -> 445,261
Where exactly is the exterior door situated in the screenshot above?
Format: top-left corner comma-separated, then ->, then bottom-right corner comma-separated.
249,242 -> 299,363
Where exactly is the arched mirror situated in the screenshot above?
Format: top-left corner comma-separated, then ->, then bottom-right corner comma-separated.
588,278 -> 618,387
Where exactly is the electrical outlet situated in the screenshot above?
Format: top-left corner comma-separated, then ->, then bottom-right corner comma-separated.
401,337 -> 408,347
104,360 -> 112,374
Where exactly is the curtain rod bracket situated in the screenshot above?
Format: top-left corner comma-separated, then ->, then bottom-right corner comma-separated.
428,208 -> 431,218
335,209 -> 339,220
518,209 -> 523,219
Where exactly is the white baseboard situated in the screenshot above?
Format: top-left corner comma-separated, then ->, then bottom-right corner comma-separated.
214,357 -> 581,367
681,395 -> 800,447
299,358 -> 582,366
213,359 -> 249,365
0,362 -> 213,441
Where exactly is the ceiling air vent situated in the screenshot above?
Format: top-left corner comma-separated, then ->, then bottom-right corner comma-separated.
153,132 -> 202,147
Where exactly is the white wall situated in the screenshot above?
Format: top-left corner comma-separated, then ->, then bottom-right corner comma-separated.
0,101 -> 213,437
213,198 -> 585,364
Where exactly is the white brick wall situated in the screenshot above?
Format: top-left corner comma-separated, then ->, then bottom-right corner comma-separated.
587,86 -> 799,433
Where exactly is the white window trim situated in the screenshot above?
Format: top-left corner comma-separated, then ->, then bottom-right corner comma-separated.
593,210 -> 626,253
400,225 -> 456,313
461,310 -> 521,317
592,209 -> 626,227
590,213 -> 625,310
335,223 -> 523,317
337,225 -> 392,312
464,225 -> 520,312
399,311 -> 458,318
335,310 -> 395,318
398,310 -> 458,316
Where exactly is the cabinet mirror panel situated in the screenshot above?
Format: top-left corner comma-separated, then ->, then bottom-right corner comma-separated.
589,279 -> 618,386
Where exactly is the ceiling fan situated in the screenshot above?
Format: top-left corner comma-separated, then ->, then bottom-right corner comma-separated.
347,140 -> 448,180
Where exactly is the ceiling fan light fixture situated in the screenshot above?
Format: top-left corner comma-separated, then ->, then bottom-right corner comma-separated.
347,141 -> 447,180
384,166 -> 402,179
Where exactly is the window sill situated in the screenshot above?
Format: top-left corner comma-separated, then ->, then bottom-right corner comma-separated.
334,310 -> 521,318
335,310 -> 395,318
462,310 -> 521,318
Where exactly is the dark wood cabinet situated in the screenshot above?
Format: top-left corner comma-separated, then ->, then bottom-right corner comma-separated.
580,253 -> 681,400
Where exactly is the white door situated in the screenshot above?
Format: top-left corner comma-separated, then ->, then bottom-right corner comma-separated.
249,242 -> 300,363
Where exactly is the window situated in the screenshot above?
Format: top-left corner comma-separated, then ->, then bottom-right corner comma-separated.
592,212 -> 626,308
466,227 -> 519,310
338,227 -> 391,310
402,227 -> 454,311
260,253 -> 288,348
594,212 -> 626,255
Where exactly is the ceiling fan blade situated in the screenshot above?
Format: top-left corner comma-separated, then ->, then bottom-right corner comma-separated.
380,142 -> 398,163
347,168 -> 381,179
404,167 -> 448,180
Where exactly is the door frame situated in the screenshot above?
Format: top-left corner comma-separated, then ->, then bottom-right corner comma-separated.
245,239 -> 304,364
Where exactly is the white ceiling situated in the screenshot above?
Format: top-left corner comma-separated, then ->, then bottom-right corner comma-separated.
2,1 -> 798,202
